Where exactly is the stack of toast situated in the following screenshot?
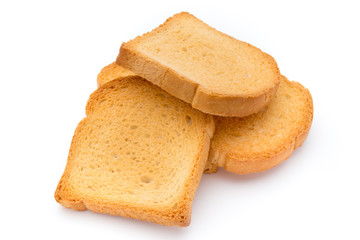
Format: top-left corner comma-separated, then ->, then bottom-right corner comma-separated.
55,12 -> 313,227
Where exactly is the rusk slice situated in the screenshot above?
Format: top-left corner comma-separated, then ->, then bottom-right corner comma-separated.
96,62 -> 135,87
116,12 -> 280,117
97,65 -> 313,175
55,76 -> 215,226
206,76 -> 313,174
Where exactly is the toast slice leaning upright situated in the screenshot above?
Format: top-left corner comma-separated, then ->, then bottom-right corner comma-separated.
116,12 -> 280,117
55,76 -> 215,226
97,65 -> 313,175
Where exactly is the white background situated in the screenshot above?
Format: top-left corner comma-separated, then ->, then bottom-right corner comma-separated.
1,0 -> 359,239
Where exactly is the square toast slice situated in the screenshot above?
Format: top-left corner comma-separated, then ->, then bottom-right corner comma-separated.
55,76 -> 214,226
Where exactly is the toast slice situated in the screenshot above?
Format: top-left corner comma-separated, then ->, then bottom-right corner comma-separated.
206,76 -> 313,174
97,65 -> 313,175
96,62 -> 135,87
55,76 -> 215,226
116,12 -> 280,117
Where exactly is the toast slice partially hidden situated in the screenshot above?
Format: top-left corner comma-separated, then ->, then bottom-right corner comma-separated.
206,76 -> 313,174
55,76 -> 215,226
97,65 -> 313,175
96,62 -> 135,87
116,12 -> 280,117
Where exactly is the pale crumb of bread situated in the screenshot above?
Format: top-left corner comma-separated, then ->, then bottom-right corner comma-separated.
55,76 -> 215,226
116,12 -> 281,117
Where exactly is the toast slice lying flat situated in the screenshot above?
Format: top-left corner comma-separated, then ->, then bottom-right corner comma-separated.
55,76 -> 215,226
206,76 -> 313,174
97,64 -> 313,175
116,12 -> 280,117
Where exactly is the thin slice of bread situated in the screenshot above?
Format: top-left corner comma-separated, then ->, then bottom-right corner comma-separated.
55,76 -> 215,226
206,76 -> 313,174
97,66 -> 313,175
116,12 -> 280,117
96,62 -> 136,87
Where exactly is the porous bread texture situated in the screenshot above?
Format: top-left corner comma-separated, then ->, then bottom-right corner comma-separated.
206,76 -> 313,174
55,76 -> 215,226
96,62 -> 135,87
116,12 -> 280,117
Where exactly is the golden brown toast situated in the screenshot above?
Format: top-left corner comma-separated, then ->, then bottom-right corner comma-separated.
116,12 -> 280,117
55,76 -> 214,226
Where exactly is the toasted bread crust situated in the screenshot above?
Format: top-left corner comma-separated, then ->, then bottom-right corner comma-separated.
116,12 -> 280,117
55,77 -> 215,226
191,81 -> 279,117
